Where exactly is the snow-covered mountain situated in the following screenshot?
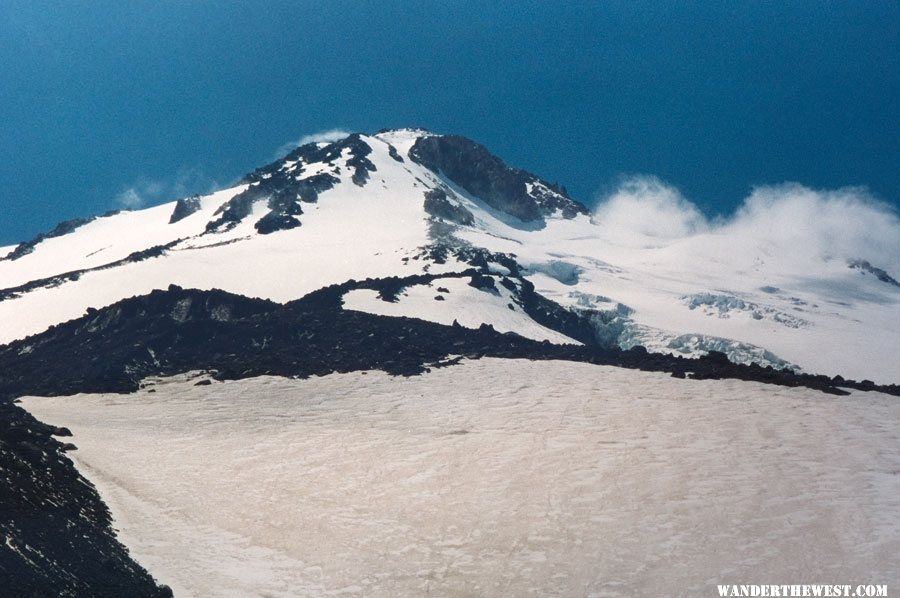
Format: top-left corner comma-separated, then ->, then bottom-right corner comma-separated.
2,129 -> 899,596
2,128 -> 898,382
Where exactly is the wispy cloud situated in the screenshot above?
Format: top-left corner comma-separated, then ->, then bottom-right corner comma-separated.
296,129 -> 352,146
592,175 -> 707,242
592,176 -> 900,273
114,167 -> 220,211
115,188 -> 145,210
273,128 -> 351,159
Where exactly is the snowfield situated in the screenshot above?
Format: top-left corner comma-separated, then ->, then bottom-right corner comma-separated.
342,277 -> 579,344
21,359 -> 900,597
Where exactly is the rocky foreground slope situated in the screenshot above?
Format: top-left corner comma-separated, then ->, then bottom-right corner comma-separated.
2,281 -> 897,594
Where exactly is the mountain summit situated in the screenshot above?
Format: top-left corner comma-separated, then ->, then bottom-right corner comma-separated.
1,128 -> 898,382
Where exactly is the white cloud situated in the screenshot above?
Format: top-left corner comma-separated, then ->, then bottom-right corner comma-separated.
114,168 -> 219,211
592,176 -> 707,243
720,184 -> 899,262
115,188 -> 144,210
274,129 -> 352,159
296,129 -> 352,146
592,176 -> 900,273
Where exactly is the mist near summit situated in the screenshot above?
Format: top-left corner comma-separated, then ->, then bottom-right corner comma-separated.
592,175 -> 900,276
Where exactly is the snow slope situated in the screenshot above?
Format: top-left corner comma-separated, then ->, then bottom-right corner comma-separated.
1,129 -> 898,381
455,209 -> 900,380
342,276 -> 577,344
21,359 -> 900,597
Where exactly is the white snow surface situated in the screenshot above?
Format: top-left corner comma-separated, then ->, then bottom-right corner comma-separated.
342,276 -> 578,344
0,135 -> 451,343
21,359 -> 900,597
1,129 -> 898,381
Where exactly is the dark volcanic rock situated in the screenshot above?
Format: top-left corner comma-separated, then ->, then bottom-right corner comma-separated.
244,134 -> 376,188
206,175 -> 315,235
3,281 -> 888,402
206,184 -> 264,232
423,188 -> 475,226
254,186 -> 304,235
468,272 -> 499,293
0,401 -> 172,597
1,279 -> 896,595
848,259 -> 900,288
255,211 -> 301,234
343,135 -> 377,186
208,161 -> 344,234
169,196 -> 202,224
409,135 -> 589,222
388,144 -> 404,162
2,217 -> 96,261
295,173 -> 341,203
0,240 -> 182,303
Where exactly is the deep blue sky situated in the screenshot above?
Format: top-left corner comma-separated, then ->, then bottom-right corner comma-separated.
1,1 -> 898,245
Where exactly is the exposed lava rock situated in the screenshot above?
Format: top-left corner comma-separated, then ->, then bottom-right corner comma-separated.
168,196 -> 202,224
206,172 -> 338,235
388,144 -> 404,162
409,135 -> 589,221
0,240 -> 182,303
4,282 -> 890,401
423,188 -> 475,225
0,401 -> 173,597
848,259 -> 900,288
254,187 -> 304,235
343,135 -> 377,186
209,134 -> 376,235
468,272 -> 499,293
295,173 -> 341,202
205,184 -> 264,232
2,217 -> 97,261
255,211 -> 301,234
244,134 -> 376,188
210,131 -> 591,234
2,282 -> 898,593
